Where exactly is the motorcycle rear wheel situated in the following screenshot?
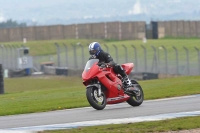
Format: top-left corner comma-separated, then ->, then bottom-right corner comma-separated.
86,87 -> 106,110
126,80 -> 144,106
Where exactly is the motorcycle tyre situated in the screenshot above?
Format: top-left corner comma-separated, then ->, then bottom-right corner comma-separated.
86,87 -> 106,110
126,80 -> 144,106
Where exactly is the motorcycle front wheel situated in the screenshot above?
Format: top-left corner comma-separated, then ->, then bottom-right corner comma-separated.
86,87 -> 106,110
126,80 -> 144,106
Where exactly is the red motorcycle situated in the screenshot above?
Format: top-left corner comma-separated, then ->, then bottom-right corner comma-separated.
82,59 -> 144,110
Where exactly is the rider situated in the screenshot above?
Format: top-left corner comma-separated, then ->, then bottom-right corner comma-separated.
88,42 -> 133,91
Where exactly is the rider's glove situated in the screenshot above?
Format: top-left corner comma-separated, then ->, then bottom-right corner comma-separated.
98,62 -> 112,68
99,63 -> 106,68
102,63 -> 111,68
106,63 -> 112,67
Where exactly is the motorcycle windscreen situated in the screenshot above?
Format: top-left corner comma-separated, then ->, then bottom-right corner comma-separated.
82,59 -> 99,81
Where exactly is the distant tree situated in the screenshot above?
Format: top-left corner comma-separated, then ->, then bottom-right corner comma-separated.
0,19 -> 27,28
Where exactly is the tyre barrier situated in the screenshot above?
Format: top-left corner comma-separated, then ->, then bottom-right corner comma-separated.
43,66 -> 83,76
8,69 -> 28,78
40,62 -> 54,72
129,72 -> 158,80
56,67 -> 68,76
43,66 -> 56,75
44,66 -> 68,76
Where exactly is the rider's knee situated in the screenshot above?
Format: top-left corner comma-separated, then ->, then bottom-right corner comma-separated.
113,64 -> 124,74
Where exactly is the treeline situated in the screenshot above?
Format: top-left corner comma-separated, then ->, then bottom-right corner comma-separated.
0,19 -> 27,28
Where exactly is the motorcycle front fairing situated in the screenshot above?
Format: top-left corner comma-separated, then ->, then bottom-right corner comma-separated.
96,66 -> 130,104
82,59 -> 100,85
82,59 -> 114,87
82,59 -> 130,104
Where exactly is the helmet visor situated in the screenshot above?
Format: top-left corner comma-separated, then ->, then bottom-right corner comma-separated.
89,50 -> 96,55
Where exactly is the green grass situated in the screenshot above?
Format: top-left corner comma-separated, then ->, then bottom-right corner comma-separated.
41,116 -> 200,133
0,75 -> 200,116
1,76 -> 87,116
1,38 -> 199,132
4,38 -> 200,55
2,39 -> 104,56
2,38 -> 200,57
162,36 -> 200,39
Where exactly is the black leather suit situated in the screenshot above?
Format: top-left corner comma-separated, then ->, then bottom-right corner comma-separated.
89,50 -> 126,77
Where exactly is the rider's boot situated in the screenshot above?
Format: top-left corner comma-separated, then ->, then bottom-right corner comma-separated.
122,75 -> 133,92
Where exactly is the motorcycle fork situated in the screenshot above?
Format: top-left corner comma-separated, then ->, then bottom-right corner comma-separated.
97,81 -> 102,97
87,81 -> 102,97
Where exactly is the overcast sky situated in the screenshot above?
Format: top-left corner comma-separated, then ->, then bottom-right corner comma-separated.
0,0 -> 199,24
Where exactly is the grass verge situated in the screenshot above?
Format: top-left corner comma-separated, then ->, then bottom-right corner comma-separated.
40,116 -> 200,133
0,75 -> 199,116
